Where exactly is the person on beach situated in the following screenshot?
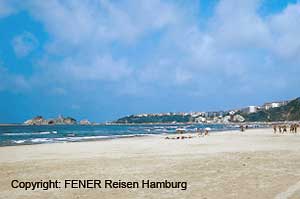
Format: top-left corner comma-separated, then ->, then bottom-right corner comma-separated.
292,124 -> 298,134
204,128 -> 209,136
273,125 -> 277,134
283,125 -> 287,133
290,124 -> 295,133
240,125 -> 244,132
279,125 -> 282,133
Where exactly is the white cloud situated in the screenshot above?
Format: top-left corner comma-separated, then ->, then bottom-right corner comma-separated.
51,87 -> 67,95
210,0 -> 272,49
14,0 -> 181,91
0,0 -> 18,18
26,0 -> 179,49
2,0 -> 300,97
12,31 -> 39,57
175,67 -> 193,84
0,66 -> 29,91
71,104 -> 80,110
269,3 -> 300,60
60,55 -> 132,81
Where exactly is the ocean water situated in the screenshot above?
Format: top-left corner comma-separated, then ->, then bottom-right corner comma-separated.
0,124 -> 243,146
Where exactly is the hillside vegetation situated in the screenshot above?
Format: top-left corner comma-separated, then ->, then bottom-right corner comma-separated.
243,97 -> 300,122
116,98 -> 300,124
115,114 -> 192,124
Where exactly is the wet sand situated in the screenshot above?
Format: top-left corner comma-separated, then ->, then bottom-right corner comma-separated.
0,128 -> 300,199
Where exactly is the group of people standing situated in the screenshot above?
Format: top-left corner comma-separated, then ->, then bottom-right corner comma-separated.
273,124 -> 299,134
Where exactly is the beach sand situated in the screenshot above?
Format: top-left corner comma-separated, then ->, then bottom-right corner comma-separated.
0,128 -> 300,199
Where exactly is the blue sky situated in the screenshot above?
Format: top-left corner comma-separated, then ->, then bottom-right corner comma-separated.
0,0 -> 300,123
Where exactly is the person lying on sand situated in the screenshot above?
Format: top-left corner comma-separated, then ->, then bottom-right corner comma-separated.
165,135 -> 193,140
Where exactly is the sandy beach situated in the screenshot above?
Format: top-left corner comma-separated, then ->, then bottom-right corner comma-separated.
0,128 -> 300,199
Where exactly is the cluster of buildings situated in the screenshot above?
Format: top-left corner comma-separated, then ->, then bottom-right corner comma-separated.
128,99 -> 292,124
239,100 -> 291,114
135,111 -> 229,118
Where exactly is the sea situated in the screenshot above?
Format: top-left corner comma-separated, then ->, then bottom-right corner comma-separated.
0,123 -> 259,146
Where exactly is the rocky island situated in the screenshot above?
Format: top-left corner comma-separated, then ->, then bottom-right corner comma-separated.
24,115 -> 77,125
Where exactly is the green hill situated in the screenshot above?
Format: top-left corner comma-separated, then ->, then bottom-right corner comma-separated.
115,114 -> 193,124
115,98 -> 300,124
244,97 -> 300,122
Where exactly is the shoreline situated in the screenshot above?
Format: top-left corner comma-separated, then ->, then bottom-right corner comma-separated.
0,133 -> 153,148
1,120 -> 299,127
0,127 -> 293,151
0,126 -> 270,148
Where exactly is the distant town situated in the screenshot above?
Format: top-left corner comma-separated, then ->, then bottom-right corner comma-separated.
114,98 -> 296,124
21,97 -> 300,125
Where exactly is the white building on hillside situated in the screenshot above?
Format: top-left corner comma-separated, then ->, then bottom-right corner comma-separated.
263,100 -> 290,110
241,106 -> 260,113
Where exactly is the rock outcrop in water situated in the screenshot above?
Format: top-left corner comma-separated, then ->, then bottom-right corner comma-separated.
24,115 -> 77,125
24,116 -> 48,125
79,119 -> 91,125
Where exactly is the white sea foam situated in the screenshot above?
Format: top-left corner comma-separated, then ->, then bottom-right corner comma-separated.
12,140 -> 26,144
38,131 -> 52,135
3,132 -> 30,136
24,134 -> 149,144
30,138 -> 52,143
3,131 -> 56,136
